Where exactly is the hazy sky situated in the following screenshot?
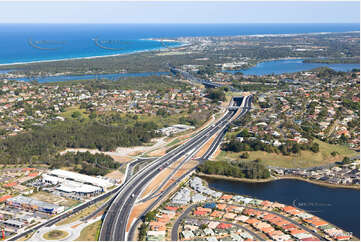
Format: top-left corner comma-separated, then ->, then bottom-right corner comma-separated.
0,1 -> 359,24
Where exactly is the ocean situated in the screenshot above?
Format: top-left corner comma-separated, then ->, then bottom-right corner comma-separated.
0,23 -> 359,65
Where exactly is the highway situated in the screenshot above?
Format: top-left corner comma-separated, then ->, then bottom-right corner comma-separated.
100,95 -> 252,241
127,97 -> 252,240
169,64 -> 239,92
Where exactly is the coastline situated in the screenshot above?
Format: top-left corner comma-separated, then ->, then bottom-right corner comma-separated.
0,30 -> 358,68
0,40 -> 186,67
276,176 -> 360,190
197,173 -> 360,190
197,173 -> 275,183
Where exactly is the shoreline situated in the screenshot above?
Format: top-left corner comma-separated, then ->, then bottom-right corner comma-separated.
0,30 -> 358,68
276,176 -> 360,190
0,40 -> 187,67
223,57 -> 360,75
197,173 -> 360,190
198,173 -> 360,240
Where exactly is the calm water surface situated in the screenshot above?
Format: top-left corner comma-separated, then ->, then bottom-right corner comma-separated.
225,59 -> 360,76
0,23 -> 358,65
207,178 -> 360,238
11,71 -> 170,83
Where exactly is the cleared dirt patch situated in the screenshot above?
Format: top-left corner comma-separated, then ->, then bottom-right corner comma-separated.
209,143 -> 222,160
147,148 -> 167,157
127,196 -> 158,232
194,132 -> 218,159
30,191 -> 78,207
105,169 -> 123,181
109,155 -> 132,163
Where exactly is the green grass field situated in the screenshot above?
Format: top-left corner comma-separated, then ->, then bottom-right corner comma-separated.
61,106 -> 89,119
216,139 -> 357,168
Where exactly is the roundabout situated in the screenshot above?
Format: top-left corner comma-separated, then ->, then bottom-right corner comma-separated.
30,217 -> 101,241
43,230 -> 69,240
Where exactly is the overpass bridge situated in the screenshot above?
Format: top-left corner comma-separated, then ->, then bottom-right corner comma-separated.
228,95 -> 251,110
169,64 -> 239,91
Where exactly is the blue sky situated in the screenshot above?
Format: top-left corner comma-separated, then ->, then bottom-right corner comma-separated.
0,1 -> 359,24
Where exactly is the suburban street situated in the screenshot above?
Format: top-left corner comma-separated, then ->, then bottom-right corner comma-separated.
170,203 -> 324,241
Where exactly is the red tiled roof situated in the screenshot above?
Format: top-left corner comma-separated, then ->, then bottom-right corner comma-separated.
193,210 -> 207,216
220,195 -> 233,200
165,206 -> 178,211
0,195 -> 12,203
22,168 -> 36,171
3,182 -> 17,187
217,223 -> 232,229
283,205 -> 297,212
301,238 -> 320,241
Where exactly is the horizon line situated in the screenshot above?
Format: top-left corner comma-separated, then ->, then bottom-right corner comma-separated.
0,22 -> 359,24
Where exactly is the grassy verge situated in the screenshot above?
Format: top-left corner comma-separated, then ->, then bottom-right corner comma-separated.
55,197 -> 108,226
166,138 -> 181,147
216,139 -> 357,168
75,220 -> 102,241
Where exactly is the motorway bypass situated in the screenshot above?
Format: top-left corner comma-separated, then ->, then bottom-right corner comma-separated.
100,95 -> 252,241
127,97 -> 252,240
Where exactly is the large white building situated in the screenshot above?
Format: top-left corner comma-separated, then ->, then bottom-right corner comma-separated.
42,174 -> 103,196
48,169 -> 113,188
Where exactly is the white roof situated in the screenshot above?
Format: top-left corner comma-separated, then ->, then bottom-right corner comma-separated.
147,231 -> 166,236
42,174 -> 60,184
49,169 -> 112,188
43,174 -> 103,193
3,219 -> 25,227
58,181 -> 102,193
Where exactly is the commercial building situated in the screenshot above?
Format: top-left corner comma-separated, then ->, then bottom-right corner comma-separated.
42,174 -> 103,196
158,124 -> 194,136
5,195 -> 64,214
47,169 -> 113,189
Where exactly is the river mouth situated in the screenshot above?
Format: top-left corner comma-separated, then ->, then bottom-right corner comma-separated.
205,177 -> 360,238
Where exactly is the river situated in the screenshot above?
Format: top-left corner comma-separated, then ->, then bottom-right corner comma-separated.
9,71 -> 170,83
225,59 -> 360,76
3,59 -> 360,83
206,178 -> 360,238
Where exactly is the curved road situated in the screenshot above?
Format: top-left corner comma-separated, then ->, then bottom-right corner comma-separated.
171,202 -> 325,241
